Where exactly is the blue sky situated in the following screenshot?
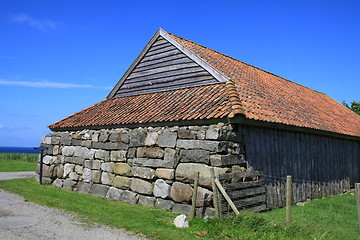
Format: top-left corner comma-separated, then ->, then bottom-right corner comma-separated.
0,0 -> 359,147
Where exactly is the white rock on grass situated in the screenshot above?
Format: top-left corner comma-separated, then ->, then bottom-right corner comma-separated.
173,214 -> 189,228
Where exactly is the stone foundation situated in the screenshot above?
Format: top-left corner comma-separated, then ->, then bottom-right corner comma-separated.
38,123 -> 246,216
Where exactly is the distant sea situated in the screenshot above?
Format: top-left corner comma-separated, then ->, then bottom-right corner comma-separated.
0,146 -> 38,154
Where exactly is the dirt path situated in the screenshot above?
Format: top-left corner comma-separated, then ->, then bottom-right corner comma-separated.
0,172 -> 146,240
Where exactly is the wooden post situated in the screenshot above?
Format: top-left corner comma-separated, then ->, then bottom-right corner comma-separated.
286,175 -> 292,225
355,183 -> 360,231
215,179 -> 240,215
190,172 -> 199,219
210,168 -> 220,217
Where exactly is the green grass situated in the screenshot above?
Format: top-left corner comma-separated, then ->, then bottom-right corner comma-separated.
0,178 -> 359,239
0,153 -> 38,172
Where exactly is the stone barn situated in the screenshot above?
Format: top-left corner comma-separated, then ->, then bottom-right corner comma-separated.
39,28 -> 360,215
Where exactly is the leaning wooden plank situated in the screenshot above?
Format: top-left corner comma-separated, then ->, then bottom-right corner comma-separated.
145,45 -> 177,57
226,180 -> 265,190
228,186 -> 266,199
214,178 -> 240,215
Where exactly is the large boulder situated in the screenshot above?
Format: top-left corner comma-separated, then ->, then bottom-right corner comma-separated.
170,182 -> 193,203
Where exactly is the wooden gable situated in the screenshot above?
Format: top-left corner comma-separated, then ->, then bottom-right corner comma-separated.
107,29 -> 228,98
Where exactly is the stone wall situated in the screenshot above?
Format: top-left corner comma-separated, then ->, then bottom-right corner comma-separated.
38,123 -> 246,217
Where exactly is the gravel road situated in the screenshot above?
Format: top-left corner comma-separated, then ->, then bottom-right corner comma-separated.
0,172 -> 146,240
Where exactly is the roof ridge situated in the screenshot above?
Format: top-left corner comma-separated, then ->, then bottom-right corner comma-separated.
225,80 -> 246,118
168,32 -> 327,96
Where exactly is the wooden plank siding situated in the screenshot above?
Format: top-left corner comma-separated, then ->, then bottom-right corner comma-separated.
114,36 -> 218,98
236,125 -> 360,185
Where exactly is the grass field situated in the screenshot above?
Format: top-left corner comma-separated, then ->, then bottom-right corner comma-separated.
0,177 -> 358,239
0,153 -> 38,172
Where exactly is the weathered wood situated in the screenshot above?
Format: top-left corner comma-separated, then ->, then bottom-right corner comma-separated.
151,37 -> 167,46
210,168 -> 220,217
286,175 -> 292,225
228,186 -> 266,199
219,171 -> 262,181
121,76 -> 215,93
232,194 -> 266,208
144,45 -> 177,57
148,41 -> 173,52
133,57 -> 194,73
226,180 -> 265,190
141,49 -> 181,62
356,183 -> 360,230
135,55 -> 189,70
214,179 -> 240,215
115,80 -> 217,98
127,62 -> 199,79
125,68 -> 208,84
236,124 -> 360,185
190,172 -> 199,219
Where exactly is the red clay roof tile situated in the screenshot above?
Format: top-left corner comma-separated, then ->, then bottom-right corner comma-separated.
169,33 -> 360,137
49,31 -> 360,137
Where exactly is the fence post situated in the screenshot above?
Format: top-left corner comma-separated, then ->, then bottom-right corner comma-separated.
355,183 -> 360,231
190,172 -> 199,219
210,168 -> 220,217
286,175 -> 292,225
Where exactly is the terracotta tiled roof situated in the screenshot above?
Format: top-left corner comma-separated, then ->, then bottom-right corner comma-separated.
49,31 -> 360,137
49,83 -> 235,130
170,34 -> 360,137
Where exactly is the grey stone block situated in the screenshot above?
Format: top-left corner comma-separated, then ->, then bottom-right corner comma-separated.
133,158 -> 176,169
210,154 -> 245,167
120,190 -> 139,204
145,132 -> 158,146
91,170 -> 101,183
64,157 -> 85,165
138,195 -> 155,207
132,167 -> 155,180
158,133 -> 177,148
81,140 -> 92,148
52,178 -> 63,188
179,149 -> 210,164
74,146 -> 95,159
78,182 -> 92,194
103,142 -> 128,150
155,168 -> 174,180
63,178 -> 76,190
112,176 -> 132,189
71,139 -> 82,146
176,140 -> 220,151
92,142 -> 105,149
130,178 -> 153,195
172,203 -> 192,215
155,198 -> 174,210
106,187 -> 123,200
129,129 -> 146,147
170,182 -> 193,203
60,135 -> 72,145
90,184 -> 109,198
154,179 -> 171,199
99,132 -> 109,142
